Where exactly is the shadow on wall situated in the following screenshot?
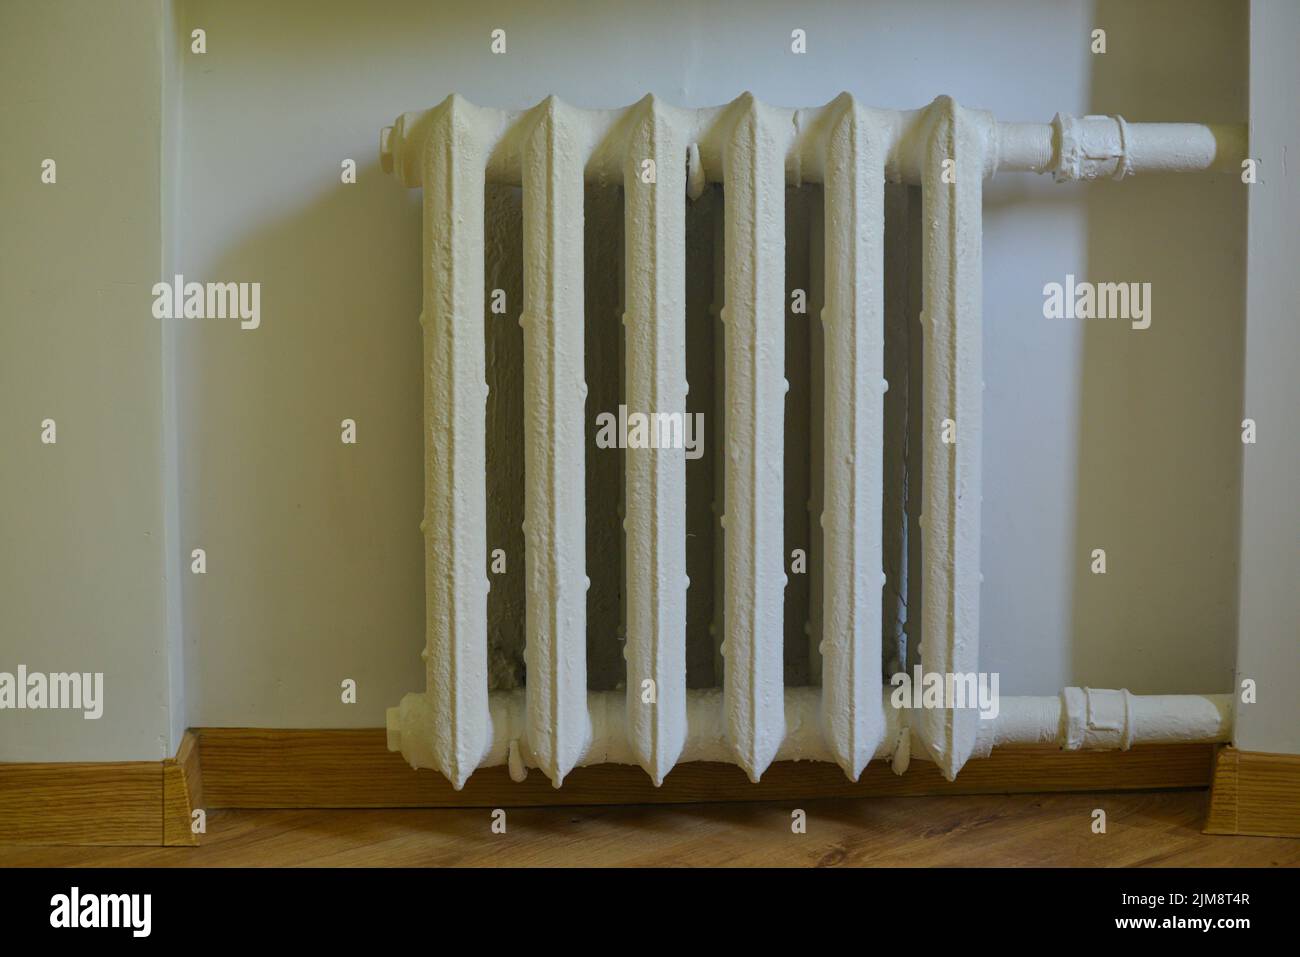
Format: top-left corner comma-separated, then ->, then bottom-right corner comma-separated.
1067,0 -> 1246,692
179,160 -> 427,725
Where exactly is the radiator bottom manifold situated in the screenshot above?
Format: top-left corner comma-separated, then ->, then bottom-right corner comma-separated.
388,688 -> 1232,788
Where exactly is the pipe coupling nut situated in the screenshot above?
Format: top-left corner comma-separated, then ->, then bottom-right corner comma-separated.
1052,113 -> 1133,183
1061,686 -> 1134,750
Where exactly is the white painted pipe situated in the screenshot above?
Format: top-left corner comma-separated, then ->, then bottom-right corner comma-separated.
387,687 -> 1232,780
996,115 -> 1245,180
970,690 -> 1233,756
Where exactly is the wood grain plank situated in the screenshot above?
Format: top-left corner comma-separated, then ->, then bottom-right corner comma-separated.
0,761 -> 161,846
4,791 -> 1296,868
196,728 -> 1214,808
0,728 -> 1233,850
1206,746 -> 1300,838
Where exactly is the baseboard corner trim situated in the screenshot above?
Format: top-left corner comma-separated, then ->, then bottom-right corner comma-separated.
0,732 -> 204,847
1205,745 -> 1300,838
162,730 -> 204,846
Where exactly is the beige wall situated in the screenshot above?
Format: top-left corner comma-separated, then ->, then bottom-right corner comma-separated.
1234,0 -> 1300,754
3,0 -> 1281,760
0,0 -> 177,761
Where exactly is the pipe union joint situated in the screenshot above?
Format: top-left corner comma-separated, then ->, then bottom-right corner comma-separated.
1052,113 -> 1132,183
1061,686 -> 1134,751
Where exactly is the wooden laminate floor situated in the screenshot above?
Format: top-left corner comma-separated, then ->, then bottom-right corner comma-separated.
1,789 -> 1296,866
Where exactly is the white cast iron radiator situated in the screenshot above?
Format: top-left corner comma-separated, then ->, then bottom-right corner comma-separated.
381,94 -> 1239,790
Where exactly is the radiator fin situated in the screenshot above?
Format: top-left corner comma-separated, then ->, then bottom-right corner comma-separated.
521,97 -> 593,786
622,96 -> 689,785
420,95 -> 494,789
916,96 -> 987,781
720,95 -> 788,782
819,96 -> 888,781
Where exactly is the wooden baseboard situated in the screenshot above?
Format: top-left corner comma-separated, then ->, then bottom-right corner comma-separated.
0,731 -> 202,847
0,760 -> 162,845
1205,746 -> 1300,838
162,731 -> 204,846
0,729 -> 1228,845
196,728 -> 1214,808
